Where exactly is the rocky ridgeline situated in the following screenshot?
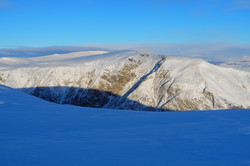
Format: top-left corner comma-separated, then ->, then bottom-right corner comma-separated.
1,51 -> 250,111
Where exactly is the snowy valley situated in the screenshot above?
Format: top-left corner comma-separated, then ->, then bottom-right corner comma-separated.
1,0 -> 250,165
1,49 -> 250,166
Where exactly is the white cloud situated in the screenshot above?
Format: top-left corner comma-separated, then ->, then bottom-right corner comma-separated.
0,46 -> 109,57
123,43 -> 250,62
1,43 -> 250,63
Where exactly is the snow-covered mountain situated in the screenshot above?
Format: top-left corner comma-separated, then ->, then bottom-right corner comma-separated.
0,49 -> 250,111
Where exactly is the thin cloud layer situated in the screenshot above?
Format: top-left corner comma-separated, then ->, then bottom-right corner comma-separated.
0,0 -> 12,8
137,43 -> 250,61
1,43 -> 250,63
233,0 -> 250,10
0,46 -> 109,57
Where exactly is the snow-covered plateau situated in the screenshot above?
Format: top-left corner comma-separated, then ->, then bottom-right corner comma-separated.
0,84 -> 250,166
0,49 -> 250,111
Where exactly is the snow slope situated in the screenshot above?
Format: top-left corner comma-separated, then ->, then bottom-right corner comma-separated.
0,85 -> 250,166
0,49 -> 250,110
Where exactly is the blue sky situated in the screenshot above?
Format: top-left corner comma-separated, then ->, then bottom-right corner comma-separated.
0,0 -> 250,48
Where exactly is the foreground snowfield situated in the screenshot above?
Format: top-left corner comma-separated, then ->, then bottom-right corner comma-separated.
0,85 -> 250,166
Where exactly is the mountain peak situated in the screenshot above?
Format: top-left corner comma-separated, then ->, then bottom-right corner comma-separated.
1,50 -> 250,111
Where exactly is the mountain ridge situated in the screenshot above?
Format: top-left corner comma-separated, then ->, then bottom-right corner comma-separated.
0,50 -> 250,111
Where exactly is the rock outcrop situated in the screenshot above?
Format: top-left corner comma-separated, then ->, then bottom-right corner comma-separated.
1,50 -> 250,111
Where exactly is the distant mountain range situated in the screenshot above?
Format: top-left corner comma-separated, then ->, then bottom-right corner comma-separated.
1,49 -> 250,111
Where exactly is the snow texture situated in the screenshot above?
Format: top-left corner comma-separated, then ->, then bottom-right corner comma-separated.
0,85 -> 250,166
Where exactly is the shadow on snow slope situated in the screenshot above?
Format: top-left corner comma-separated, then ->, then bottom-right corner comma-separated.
19,86 -> 168,112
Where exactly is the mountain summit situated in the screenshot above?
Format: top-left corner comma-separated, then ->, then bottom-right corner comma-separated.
1,49 -> 250,111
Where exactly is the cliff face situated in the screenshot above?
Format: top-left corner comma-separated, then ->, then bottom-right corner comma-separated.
1,50 -> 250,111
